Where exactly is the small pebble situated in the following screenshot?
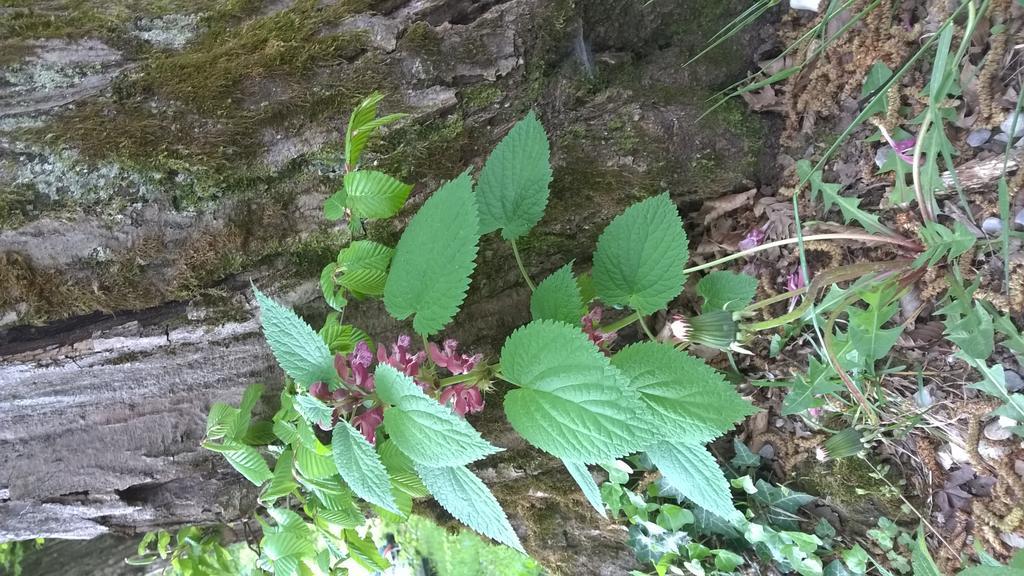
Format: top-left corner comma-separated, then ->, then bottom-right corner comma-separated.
758,444 -> 776,459
984,419 -> 1012,441
1006,370 -> 1024,393
1015,209 -> 1024,230
1015,459 -> 1024,478
966,128 -> 991,147
790,0 -> 822,11
982,217 -> 1003,235
1001,533 -> 1024,550
873,147 -> 890,168
1001,112 -> 1024,138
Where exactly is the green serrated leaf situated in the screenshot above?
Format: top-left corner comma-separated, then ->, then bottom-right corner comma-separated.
697,270 -> 758,312
324,189 -> 348,221
847,286 -> 904,364
563,460 -> 606,517
345,92 -> 406,167
344,170 -> 412,220
914,221 -> 976,268
416,464 -> 525,553
332,420 -> 400,514
379,439 -> 429,498
780,357 -> 844,416
294,394 -> 334,430
345,529 -> 391,571
646,440 -> 738,521
203,440 -> 273,486
501,320 -> 655,462
384,172 -> 480,335
261,448 -> 298,504
911,527 -> 942,576
254,287 -> 337,387
319,314 -> 371,355
375,364 -> 500,466
320,263 -> 347,311
796,160 -> 893,236
338,240 -> 394,296
530,263 -> 584,324
592,193 -> 688,315
475,110 -> 552,240
206,403 -> 237,440
612,342 -> 754,444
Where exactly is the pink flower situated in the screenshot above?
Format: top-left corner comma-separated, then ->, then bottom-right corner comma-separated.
429,339 -> 482,375
739,226 -> 766,251
877,124 -> 916,165
377,335 -> 425,378
786,268 -> 806,312
352,406 -> 384,445
581,307 -> 616,352
336,341 -> 375,392
309,381 -> 330,401
439,384 -> 485,416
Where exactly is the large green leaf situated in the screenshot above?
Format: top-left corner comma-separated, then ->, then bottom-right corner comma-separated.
530,263 -> 584,325
563,460 -> 606,517
646,440 -> 738,521
376,364 -> 500,467
416,464 -> 524,553
612,342 -> 754,444
261,448 -> 298,504
500,320 -> 654,463
384,172 -> 480,335
475,110 -> 552,240
337,240 -> 394,296
202,440 -> 273,486
331,420 -> 400,514
697,271 -> 758,313
592,194 -> 688,315
344,170 -> 412,220
254,287 -> 337,387
293,394 -> 333,430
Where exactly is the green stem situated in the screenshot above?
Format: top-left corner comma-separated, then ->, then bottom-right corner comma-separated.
598,311 -> 640,333
638,316 -> 657,341
510,238 -> 536,291
682,233 -> 919,275
438,362 -> 502,388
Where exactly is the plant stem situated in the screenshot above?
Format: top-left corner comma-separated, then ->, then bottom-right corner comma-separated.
638,316 -> 657,341
822,294 -> 878,425
599,311 -> 640,333
682,233 -> 919,275
510,238 -> 536,291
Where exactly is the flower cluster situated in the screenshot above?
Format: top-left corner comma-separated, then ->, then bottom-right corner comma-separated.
308,336 -> 486,444
581,307 -> 616,353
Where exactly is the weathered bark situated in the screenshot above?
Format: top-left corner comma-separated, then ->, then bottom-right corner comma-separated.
1,0 -> 773,572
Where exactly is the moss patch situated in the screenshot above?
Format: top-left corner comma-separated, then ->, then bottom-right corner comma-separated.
795,457 -> 913,525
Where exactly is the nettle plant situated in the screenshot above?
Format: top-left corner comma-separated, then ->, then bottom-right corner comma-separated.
204,94 -> 757,572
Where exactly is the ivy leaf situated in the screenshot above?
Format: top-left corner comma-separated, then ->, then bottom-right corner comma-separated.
612,342 -> 755,444
501,320 -> 655,463
475,111 -> 552,240
646,440 -> 739,521
592,193 -> 688,315
563,460 -> 607,517
344,170 -> 412,221
384,172 -> 480,335
376,364 -> 501,467
294,394 -> 334,430
530,263 -> 584,325
416,464 -> 525,553
345,92 -> 406,168
697,271 -> 758,312
203,440 -> 273,486
337,240 -> 394,296
750,479 -> 815,530
731,438 -> 761,469
332,420 -> 400,514
254,287 -> 337,387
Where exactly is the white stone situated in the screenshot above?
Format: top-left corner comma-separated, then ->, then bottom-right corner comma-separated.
790,0 -> 822,11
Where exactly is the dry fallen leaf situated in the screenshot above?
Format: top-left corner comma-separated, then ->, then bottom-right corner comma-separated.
699,188 -> 757,225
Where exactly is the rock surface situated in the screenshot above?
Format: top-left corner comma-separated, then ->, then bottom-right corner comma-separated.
1,0 -> 772,572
